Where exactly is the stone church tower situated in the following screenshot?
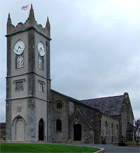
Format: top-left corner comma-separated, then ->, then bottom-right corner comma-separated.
6,5 -> 51,141
5,5 -> 135,144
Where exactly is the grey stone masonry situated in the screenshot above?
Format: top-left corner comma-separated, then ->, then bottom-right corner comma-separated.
6,5 -> 51,142
6,5 -> 50,39
50,90 -> 102,144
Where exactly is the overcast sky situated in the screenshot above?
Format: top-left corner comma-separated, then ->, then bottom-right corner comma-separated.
0,0 -> 140,122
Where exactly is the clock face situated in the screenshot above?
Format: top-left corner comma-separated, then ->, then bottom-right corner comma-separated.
37,42 -> 45,56
14,40 -> 25,55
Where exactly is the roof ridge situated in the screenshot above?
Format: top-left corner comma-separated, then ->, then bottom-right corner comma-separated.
81,94 -> 124,101
51,89 -> 78,101
51,89 -> 101,112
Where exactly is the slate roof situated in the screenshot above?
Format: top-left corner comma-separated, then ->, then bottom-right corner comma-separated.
80,95 -> 125,116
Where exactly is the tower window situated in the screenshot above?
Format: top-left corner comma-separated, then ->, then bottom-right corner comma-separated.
38,55 -> 44,70
14,79 -> 25,92
56,119 -> 62,132
15,81 -> 23,91
38,81 -> 44,92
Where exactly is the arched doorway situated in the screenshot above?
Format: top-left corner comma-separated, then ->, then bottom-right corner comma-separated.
38,119 -> 44,141
74,124 -> 82,141
15,116 -> 25,141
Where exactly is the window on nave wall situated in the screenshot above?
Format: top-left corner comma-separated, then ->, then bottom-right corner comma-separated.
111,123 -> 114,136
56,119 -> 62,132
116,124 -> 119,137
105,121 -> 108,136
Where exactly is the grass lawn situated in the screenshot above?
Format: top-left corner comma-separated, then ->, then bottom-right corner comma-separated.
0,143 -> 100,153
125,141 -> 140,145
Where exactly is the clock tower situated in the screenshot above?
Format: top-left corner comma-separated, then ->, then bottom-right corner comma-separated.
6,5 -> 51,141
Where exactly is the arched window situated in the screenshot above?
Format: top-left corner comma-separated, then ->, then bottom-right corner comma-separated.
56,119 -> 62,132
105,121 -> 108,136
16,54 -> 24,69
116,124 -> 119,137
111,123 -> 114,136
38,55 -> 44,70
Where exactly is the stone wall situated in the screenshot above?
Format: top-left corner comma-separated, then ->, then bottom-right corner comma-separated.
101,115 -> 119,144
70,104 -> 101,144
50,90 -> 102,143
111,93 -> 135,142
50,90 -> 69,142
50,90 -> 122,144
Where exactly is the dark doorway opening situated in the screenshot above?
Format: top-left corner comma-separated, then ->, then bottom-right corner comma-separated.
38,119 -> 44,141
74,124 -> 82,141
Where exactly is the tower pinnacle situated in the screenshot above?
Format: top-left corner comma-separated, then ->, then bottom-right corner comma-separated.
7,13 -> 12,25
7,13 -> 13,34
46,17 -> 50,37
28,4 -> 36,26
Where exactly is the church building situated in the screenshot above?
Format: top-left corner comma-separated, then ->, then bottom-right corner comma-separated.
5,5 -> 135,144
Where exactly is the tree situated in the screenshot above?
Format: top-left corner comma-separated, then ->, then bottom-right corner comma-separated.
135,119 -> 140,139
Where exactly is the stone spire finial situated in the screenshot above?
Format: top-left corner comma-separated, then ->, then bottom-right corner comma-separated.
46,17 -> 50,37
124,92 -> 128,99
28,4 -> 35,26
7,13 -> 12,25
7,13 -> 13,34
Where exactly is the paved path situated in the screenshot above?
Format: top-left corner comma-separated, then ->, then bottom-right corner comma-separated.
77,144 -> 140,153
